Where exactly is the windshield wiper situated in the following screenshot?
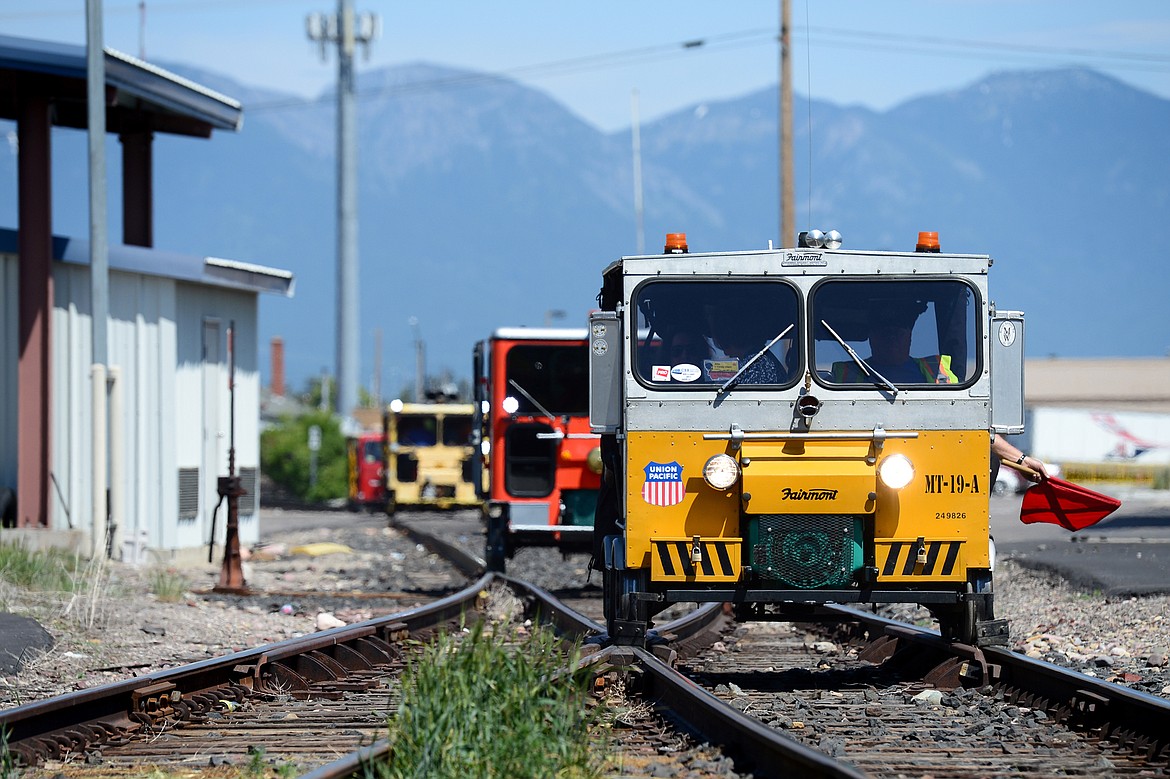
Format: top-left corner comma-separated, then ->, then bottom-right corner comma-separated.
820,319 -> 899,397
717,324 -> 795,396
507,378 -> 559,424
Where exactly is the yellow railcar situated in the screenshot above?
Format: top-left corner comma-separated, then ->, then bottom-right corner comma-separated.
383,400 -> 480,515
590,231 -> 1024,646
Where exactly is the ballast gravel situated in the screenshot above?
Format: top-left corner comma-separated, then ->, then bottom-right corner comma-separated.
3,510 -> 1169,711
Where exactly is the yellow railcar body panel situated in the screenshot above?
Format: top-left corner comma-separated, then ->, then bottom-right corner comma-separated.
740,440 -> 876,514
625,432 -> 740,572
875,537 -> 968,582
872,431 -> 991,571
625,429 -> 992,579
651,538 -> 741,582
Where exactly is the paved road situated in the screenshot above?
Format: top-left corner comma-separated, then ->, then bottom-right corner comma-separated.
991,484 -> 1170,596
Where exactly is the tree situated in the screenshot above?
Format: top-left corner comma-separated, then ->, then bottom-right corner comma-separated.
260,411 -> 348,502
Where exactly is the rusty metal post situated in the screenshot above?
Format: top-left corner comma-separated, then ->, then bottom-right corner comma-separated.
213,322 -> 250,594
214,474 -> 247,592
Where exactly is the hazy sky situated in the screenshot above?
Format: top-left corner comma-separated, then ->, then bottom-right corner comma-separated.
4,1 -> 1170,131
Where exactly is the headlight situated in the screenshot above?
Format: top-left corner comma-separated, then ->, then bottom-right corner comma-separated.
389,398 -> 404,413
877,454 -> 915,490
703,454 -> 741,490
502,396 -> 519,414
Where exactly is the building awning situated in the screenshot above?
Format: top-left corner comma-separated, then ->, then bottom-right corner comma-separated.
0,33 -> 242,136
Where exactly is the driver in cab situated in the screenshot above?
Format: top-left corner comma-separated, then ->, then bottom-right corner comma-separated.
832,300 -> 958,385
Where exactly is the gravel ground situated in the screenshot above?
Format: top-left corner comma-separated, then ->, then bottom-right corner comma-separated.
3,511 -> 1169,711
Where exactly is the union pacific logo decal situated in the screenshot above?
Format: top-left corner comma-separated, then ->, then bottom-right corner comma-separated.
642,461 -> 685,506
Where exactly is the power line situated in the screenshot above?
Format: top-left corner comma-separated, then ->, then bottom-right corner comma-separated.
243,25 -> 1170,114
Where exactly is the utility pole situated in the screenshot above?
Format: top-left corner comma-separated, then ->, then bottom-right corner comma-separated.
409,317 -> 425,401
779,0 -> 795,247
307,1 -> 379,419
372,326 -> 382,407
631,89 -> 645,256
87,0 -> 111,558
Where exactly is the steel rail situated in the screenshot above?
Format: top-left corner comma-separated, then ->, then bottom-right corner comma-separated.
628,645 -> 868,778
0,573 -> 495,765
297,580 -> 730,779
823,603 -> 1170,760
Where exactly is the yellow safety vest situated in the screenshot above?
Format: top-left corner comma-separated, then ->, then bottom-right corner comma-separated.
832,355 -> 957,384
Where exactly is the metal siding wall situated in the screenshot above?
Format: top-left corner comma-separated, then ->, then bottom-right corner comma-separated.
7,246 -> 264,555
1,253 -> 18,491
156,282 -> 179,553
107,270 -> 177,560
174,290 -> 209,552
174,284 -> 262,551
51,264 -> 93,537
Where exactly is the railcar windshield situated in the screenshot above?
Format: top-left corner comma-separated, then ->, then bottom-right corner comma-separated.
442,414 -> 473,446
503,344 -> 590,415
632,279 -> 801,389
812,279 -> 979,388
396,414 -> 438,446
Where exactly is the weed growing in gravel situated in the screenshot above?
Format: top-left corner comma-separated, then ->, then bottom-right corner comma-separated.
148,567 -> 189,603
379,620 -> 604,779
0,540 -> 80,601
1,725 -> 17,779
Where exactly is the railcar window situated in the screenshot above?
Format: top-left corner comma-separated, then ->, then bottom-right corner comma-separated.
633,280 -> 800,388
443,415 -> 473,446
504,344 -> 590,415
812,279 -> 978,387
362,440 -> 382,461
396,415 -> 438,446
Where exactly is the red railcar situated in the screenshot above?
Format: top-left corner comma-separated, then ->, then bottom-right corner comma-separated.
346,431 -> 386,511
472,328 -> 601,572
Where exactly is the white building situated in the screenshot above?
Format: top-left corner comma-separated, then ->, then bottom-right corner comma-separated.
1,35 -> 294,563
1,231 -> 293,561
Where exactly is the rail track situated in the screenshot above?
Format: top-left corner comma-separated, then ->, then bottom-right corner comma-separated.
3,512 -> 1169,777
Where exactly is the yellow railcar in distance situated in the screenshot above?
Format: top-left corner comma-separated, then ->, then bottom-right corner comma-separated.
383,400 -> 480,515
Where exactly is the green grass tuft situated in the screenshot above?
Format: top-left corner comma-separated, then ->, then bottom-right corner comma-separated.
0,540 -> 80,594
147,567 -> 190,603
379,621 -> 604,779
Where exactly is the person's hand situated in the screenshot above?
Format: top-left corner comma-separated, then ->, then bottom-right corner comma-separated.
1020,455 -> 1048,481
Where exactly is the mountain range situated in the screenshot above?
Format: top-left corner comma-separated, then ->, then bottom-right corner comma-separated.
2,62 -> 1167,395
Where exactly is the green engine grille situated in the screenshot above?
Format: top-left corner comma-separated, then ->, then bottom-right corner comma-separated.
748,514 -> 864,588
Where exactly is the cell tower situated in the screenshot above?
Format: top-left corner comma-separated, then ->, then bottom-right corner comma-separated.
306,1 -> 380,417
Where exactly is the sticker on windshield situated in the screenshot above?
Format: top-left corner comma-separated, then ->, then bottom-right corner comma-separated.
642,461 -> 685,506
670,363 -> 702,382
652,365 -> 671,381
704,359 -> 739,381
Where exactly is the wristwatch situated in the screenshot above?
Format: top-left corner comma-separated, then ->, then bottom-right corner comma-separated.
1016,453 -> 1027,464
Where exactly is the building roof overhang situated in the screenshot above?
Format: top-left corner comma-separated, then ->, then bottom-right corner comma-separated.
0,33 -> 241,137
0,228 -> 293,298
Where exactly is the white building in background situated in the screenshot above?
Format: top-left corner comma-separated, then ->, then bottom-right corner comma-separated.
1021,357 -> 1170,472
1,230 -> 294,561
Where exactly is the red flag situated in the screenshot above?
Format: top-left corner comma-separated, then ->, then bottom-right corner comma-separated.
1019,477 -> 1122,531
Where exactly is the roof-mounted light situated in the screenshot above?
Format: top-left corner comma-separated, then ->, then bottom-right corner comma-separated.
916,231 -> 940,253
797,229 -> 842,249
664,233 -> 689,253
389,398 -> 404,413
799,229 -> 824,248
